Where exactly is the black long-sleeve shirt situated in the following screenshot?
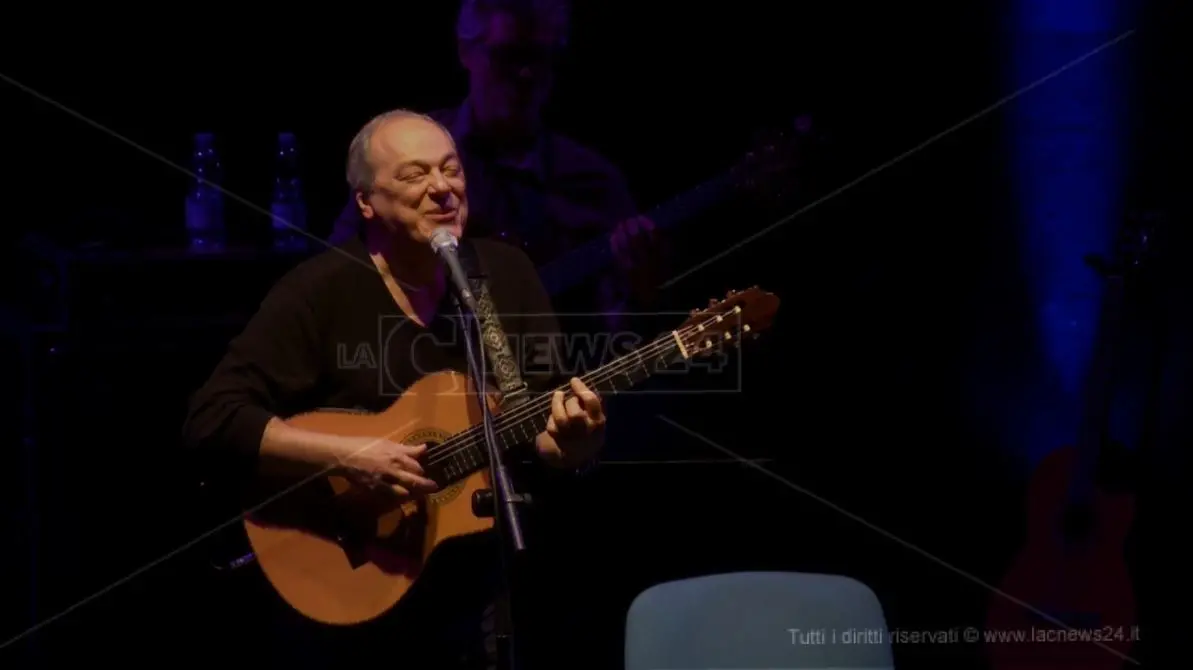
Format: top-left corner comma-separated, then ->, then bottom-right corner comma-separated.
182,237 -> 563,477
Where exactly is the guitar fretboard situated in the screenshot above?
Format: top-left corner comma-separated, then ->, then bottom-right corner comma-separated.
536,171 -> 736,297
427,334 -> 683,485
1070,274 -> 1127,506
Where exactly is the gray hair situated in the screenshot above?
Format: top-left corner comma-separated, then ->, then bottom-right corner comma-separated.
345,109 -> 451,193
456,0 -> 570,46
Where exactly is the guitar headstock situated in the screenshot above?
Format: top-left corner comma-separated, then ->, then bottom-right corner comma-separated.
729,114 -> 821,205
1118,209 -> 1163,270
676,287 -> 780,359
1086,209 -> 1163,279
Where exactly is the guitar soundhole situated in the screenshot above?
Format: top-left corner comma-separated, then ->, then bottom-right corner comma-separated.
422,438 -> 470,506
1061,503 -> 1093,543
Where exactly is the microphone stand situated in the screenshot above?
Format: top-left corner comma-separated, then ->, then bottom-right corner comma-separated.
455,289 -> 526,670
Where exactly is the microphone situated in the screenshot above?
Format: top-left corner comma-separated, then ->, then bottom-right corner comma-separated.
429,227 -> 478,312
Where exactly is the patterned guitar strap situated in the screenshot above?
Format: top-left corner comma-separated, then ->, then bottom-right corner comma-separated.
457,240 -> 530,410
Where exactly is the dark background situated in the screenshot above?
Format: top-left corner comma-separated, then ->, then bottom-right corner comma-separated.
0,2 -> 1184,667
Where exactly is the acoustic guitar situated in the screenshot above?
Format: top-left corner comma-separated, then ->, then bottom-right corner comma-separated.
243,287 -> 780,625
985,219 -> 1151,669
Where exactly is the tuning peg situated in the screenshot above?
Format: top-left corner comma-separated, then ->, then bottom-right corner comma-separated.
726,289 -> 736,298
708,298 -> 718,307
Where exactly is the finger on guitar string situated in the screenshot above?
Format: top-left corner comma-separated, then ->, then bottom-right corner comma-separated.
549,389 -> 568,432
564,395 -> 586,423
337,431 -> 427,464
382,467 -> 438,493
563,398 -> 599,432
379,482 -> 413,500
569,377 -> 603,420
338,439 -> 437,493
391,442 -> 428,474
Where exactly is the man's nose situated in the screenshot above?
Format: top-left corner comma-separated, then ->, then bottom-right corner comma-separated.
427,171 -> 450,195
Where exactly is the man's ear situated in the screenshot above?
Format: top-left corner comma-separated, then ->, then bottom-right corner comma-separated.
355,191 -> 375,220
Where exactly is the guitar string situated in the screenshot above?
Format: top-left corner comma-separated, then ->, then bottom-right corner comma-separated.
538,170 -> 733,291
421,328 -> 684,468
422,312 -> 740,471
421,330 -> 678,470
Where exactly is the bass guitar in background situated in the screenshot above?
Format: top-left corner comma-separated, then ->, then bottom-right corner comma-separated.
492,115 -> 823,298
985,214 -> 1155,670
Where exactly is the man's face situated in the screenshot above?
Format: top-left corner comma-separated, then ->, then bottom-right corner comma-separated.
460,12 -> 560,132
356,117 -> 468,244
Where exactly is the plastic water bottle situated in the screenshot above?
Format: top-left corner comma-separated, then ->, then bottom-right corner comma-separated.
184,132 -> 226,252
271,132 -> 308,252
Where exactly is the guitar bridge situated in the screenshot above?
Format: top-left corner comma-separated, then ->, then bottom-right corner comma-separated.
338,536 -> 370,570
332,500 -> 428,571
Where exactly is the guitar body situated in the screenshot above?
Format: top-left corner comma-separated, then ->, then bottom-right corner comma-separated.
986,218 -> 1155,669
243,370 -> 497,626
986,445 -> 1136,670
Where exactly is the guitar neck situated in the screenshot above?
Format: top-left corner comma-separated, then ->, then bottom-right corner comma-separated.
428,332 -> 684,485
537,171 -> 736,297
1070,275 -> 1127,504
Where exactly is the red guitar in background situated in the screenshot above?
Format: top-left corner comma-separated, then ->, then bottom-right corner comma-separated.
986,217 -> 1153,670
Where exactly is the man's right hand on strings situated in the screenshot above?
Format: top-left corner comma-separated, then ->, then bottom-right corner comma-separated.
337,438 -> 439,498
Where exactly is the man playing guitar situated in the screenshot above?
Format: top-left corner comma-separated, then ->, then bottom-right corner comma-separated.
184,109 -> 606,668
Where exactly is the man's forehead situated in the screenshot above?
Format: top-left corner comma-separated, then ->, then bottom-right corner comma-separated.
485,11 -> 560,46
371,118 -> 455,164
